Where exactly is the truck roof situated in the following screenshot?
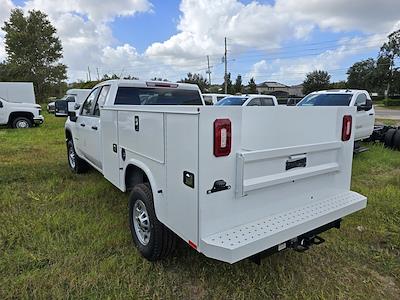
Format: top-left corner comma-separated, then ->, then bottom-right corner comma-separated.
312,89 -> 369,94
95,79 -> 200,91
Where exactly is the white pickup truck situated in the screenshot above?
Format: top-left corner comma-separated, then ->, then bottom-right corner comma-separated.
57,80 -> 367,264
0,96 -> 43,128
297,90 -> 375,141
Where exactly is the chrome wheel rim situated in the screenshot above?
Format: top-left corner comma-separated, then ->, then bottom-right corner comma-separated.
68,145 -> 76,169
133,199 -> 151,245
16,120 -> 29,128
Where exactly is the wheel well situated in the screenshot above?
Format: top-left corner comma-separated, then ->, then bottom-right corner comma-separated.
8,112 -> 34,124
65,129 -> 72,141
125,164 -> 149,192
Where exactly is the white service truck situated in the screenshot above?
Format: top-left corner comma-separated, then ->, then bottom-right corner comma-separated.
49,89 -> 91,114
57,80 -> 367,264
297,90 -> 375,141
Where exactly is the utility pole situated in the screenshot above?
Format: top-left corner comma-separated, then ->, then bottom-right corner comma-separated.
224,37 -> 228,94
96,67 -> 100,81
87,66 -> 91,81
206,55 -> 212,85
385,56 -> 394,98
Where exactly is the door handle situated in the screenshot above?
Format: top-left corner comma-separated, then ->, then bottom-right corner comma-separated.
80,123 -> 85,127
91,126 -> 98,130
369,113 -> 374,116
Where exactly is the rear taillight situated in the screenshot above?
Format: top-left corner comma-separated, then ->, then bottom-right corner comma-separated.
214,119 -> 231,157
342,115 -> 352,141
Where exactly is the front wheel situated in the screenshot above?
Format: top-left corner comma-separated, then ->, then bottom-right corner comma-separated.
129,183 -> 176,261
12,117 -> 32,129
67,140 -> 89,173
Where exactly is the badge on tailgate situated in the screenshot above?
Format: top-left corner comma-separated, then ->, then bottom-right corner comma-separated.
286,154 -> 307,170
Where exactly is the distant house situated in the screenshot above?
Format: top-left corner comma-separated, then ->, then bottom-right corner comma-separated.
256,81 -> 304,97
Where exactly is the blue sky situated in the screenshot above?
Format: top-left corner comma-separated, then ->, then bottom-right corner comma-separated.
0,0 -> 398,84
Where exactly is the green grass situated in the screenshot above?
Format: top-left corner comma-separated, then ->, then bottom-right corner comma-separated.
1,113 -> 399,299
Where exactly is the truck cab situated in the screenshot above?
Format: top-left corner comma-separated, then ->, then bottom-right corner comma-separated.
0,97 -> 43,128
297,90 -> 375,141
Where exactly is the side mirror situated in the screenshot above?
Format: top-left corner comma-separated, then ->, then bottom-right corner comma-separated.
68,111 -> 78,122
55,100 -> 68,117
357,99 -> 373,111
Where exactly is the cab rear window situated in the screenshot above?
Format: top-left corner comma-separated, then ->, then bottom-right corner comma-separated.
115,87 -> 203,105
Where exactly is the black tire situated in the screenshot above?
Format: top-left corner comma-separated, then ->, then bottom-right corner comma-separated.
129,183 -> 176,261
393,129 -> 400,151
67,140 -> 89,173
12,117 -> 32,129
384,129 -> 396,148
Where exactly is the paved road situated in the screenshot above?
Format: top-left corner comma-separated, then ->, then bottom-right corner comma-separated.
374,107 -> 400,120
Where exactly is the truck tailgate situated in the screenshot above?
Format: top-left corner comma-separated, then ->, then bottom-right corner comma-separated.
197,106 -> 366,263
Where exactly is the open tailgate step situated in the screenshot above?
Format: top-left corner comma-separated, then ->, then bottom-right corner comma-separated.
201,191 -> 366,263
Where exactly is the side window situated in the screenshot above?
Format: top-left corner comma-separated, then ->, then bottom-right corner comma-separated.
66,96 -> 76,102
203,96 -> 213,105
81,88 -> 100,116
247,98 -> 261,106
355,93 -> 367,106
260,98 -> 274,106
94,86 -> 110,116
0,100 -> 3,108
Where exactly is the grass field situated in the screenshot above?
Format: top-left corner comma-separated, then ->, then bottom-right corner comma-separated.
0,113 -> 399,299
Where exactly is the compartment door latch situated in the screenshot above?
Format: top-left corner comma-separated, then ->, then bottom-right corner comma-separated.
207,180 -> 231,194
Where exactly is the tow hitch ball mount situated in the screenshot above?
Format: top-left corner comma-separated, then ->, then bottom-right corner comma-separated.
290,235 -> 325,252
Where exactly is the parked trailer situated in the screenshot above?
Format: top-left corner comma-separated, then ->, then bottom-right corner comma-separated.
56,80 -> 367,264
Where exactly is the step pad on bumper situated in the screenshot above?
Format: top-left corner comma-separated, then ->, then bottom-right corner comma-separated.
201,191 -> 367,263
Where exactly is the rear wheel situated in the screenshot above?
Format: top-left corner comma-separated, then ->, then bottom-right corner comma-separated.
129,183 -> 176,261
67,140 -> 89,173
12,117 -> 32,129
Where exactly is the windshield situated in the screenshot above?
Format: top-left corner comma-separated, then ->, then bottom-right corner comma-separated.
298,93 -> 353,106
216,97 -> 248,106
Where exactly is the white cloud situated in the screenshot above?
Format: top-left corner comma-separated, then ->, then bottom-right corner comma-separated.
0,0 -> 14,61
0,0 -> 152,80
246,35 -> 386,84
23,0 -> 151,22
1,0 -> 400,82
276,0 -> 400,33
146,0 -> 400,73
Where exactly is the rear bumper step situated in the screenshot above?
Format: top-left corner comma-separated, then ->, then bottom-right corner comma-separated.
201,191 -> 367,264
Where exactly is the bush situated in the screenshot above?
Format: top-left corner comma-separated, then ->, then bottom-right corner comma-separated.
383,98 -> 400,106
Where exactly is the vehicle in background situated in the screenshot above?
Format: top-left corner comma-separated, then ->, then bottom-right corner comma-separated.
0,82 -> 36,104
297,90 -> 374,141
56,80 -> 366,264
0,96 -> 43,128
216,94 -> 278,106
287,97 -> 303,106
50,89 -> 91,115
202,93 -> 230,105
